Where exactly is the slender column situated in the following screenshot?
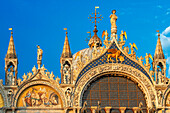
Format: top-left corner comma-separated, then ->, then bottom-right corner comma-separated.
132,107 -> 139,113
104,107 -> 112,113
90,106 -> 97,113
76,107 -> 81,113
119,107 -> 126,113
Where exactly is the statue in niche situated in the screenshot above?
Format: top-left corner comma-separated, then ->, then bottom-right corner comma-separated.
157,90 -> 163,105
158,68 -> 162,84
63,64 -> 71,84
7,89 -> 14,107
7,67 -> 15,85
110,10 -> 118,28
65,88 -> 72,107
81,101 -> 87,113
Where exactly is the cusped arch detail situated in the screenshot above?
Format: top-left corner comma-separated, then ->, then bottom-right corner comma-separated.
14,80 -> 66,108
73,63 -> 157,109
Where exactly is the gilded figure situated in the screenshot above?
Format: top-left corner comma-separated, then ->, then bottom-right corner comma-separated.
110,10 -> 118,28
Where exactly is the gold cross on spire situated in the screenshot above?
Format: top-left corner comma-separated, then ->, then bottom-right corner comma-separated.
88,6 -> 103,26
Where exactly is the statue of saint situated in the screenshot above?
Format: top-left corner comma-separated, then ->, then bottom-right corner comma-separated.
157,90 -> 162,104
158,68 -> 162,84
110,10 -> 118,28
65,88 -> 72,107
63,64 -> 71,84
37,45 -> 43,61
7,67 -> 14,85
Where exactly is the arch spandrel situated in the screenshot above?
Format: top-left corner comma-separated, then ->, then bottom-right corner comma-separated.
73,63 -> 157,109
14,80 -> 66,108
0,93 -> 4,107
0,85 -> 7,107
75,40 -> 154,85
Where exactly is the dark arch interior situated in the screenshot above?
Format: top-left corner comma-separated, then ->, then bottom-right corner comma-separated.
82,74 -> 147,112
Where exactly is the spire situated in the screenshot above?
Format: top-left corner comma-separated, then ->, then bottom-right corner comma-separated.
61,30 -> 72,58
154,31 -> 165,59
6,30 -> 17,59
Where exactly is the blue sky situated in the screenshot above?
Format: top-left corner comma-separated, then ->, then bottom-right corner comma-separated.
0,0 -> 170,83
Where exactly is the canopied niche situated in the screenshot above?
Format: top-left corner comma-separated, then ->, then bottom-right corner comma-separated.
17,84 -> 62,107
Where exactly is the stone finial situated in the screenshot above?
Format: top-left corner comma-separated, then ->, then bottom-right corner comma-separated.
50,71 -> 54,80
55,76 -> 60,84
32,65 -> 37,75
22,73 -> 27,82
17,78 -> 21,86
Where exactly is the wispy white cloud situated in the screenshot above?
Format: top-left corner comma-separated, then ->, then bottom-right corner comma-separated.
160,26 -> 170,77
166,12 -> 170,15
162,26 -> 170,35
166,57 -> 170,78
157,5 -> 162,9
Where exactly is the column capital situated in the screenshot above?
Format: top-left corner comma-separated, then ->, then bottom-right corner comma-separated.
119,107 -> 126,113
90,106 -> 97,113
132,107 -> 139,113
104,107 -> 112,113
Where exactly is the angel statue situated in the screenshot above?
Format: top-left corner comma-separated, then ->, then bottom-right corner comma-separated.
102,30 -> 110,48
145,53 -> 153,66
119,30 -> 127,43
144,53 -> 153,71
129,43 -> 138,55
110,10 -> 118,28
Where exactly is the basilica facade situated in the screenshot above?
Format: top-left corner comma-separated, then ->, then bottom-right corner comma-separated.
0,9 -> 170,113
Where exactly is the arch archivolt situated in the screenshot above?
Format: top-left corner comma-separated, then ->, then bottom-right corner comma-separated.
13,80 -> 66,107
73,63 -> 158,109
163,87 -> 170,106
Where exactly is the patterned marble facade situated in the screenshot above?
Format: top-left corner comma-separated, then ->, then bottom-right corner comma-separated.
1,8 -> 170,113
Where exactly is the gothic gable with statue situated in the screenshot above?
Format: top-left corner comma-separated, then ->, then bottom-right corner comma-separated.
1,8 -> 170,113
